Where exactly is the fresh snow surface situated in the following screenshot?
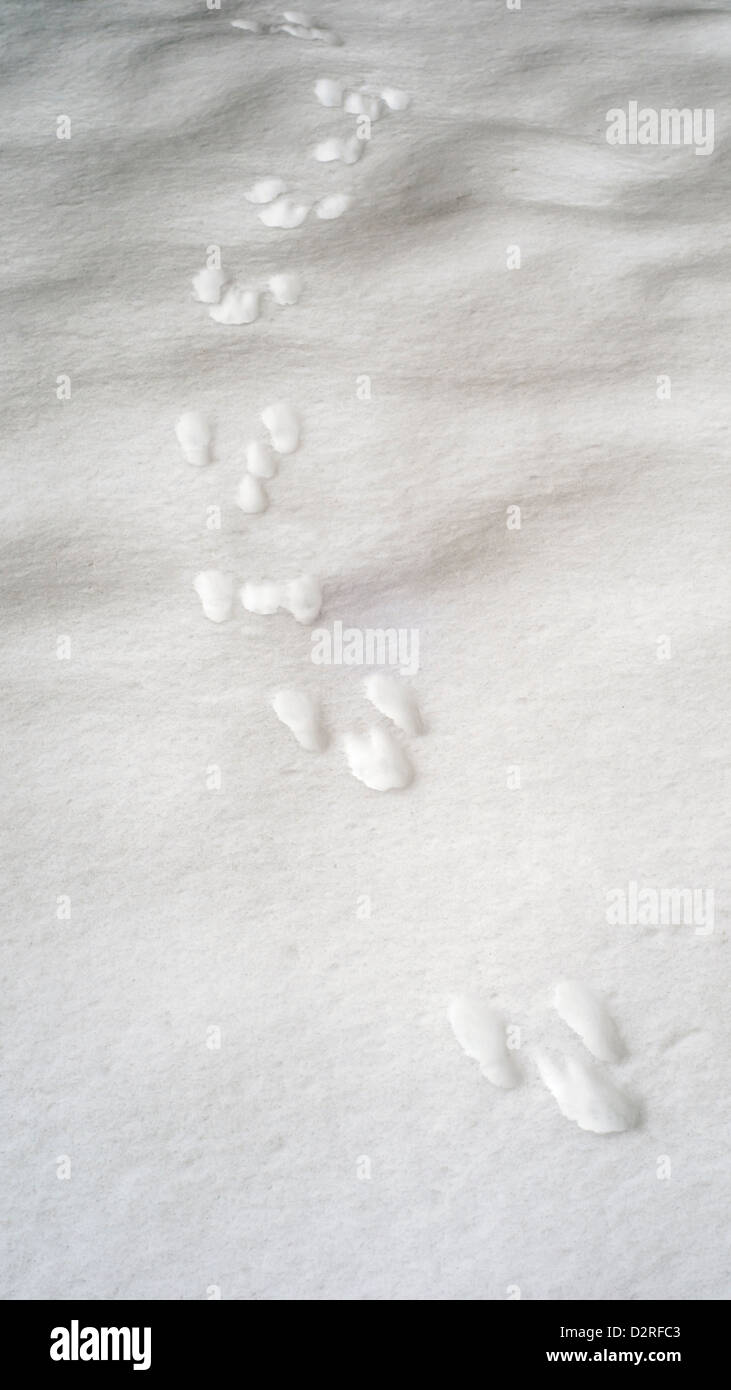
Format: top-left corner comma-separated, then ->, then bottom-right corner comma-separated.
1,0 -> 729,1301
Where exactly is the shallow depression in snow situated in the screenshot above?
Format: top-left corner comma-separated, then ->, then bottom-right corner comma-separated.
175,411 -> 212,467
365,673 -> 423,736
343,727 -> 413,791
272,689 -> 326,752
554,981 -> 624,1063
448,995 -> 520,1089
261,401 -> 300,454
536,1053 -> 638,1135
193,570 -> 234,624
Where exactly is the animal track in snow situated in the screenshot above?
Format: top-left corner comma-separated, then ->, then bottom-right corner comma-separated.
314,77 -> 344,107
258,195 -> 310,229
448,996 -> 520,1089
235,473 -> 268,515
315,193 -> 351,220
209,286 -> 259,325
314,78 -> 410,115
343,92 -> 383,121
312,138 -> 344,164
245,176 -> 288,204
365,673 -> 423,736
190,258 -> 302,321
272,689 -> 326,752
216,399 -> 301,528
268,272 -> 302,305
240,575 -> 323,625
282,574 -> 322,623
248,185 -> 351,229
262,401 -> 300,455
180,53 -> 424,802
265,672 -> 426,790
194,570 -> 233,623
245,440 -> 277,478
175,411 -> 212,466
535,1053 -> 637,1135
231,18 -> 265,34
232,13 -> 343,45
449,984 -> 638,1135
554,980 -> 624,1063
191,266 -> 226,304
240,579 -> 282,616
343,727 -> 413,791
380,87 -> 410,112
313,135 -> 364,165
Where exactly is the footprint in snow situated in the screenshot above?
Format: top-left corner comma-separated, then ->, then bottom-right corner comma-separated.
235,473 -> 268,515
449,982 -> 639,1134
245,177 -> 287,205
341,677 -> 423,791
268,272 -> 302,305
209,286 -> 259,325
233,401 -> 301,518
314,79 -> 410,113
272,689 -> 327,752
343,92 -> 383,121
191,266 -> 226,304
313,135 -> 364,166
315,193 -> 351,220
365,672 -> 423,737
261,400 -> 300,454
194,570 -> 234,624
241,574 -> 323,625
175,410 -> 212,466
191,257 -> 303,319
245,176 -> 351,226
343,727 -> 413,791
245,439 -> 278,479
259,196 -> 310,229
447,996 -> 521,1089
231,12 -> 343,45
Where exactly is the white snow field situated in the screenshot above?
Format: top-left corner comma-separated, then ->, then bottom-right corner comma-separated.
1,0 -> 729,1300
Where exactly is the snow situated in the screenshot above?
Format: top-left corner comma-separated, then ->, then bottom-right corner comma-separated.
315,192 -> 352,220
175,410 -> 212,467
315,77 -> 345,108
258,195 -> 310,228
209,285 -> 260,325
313,134 -> 365,164
235,473 -> 269,515
240,578 -> 283,617
281,574 -> 323,624
554,980 -> 624,1063
268,271 -> 303,306
343,726 -> 413,791
1,0 -> 729,1301
191,266 -> 226,305
239,574 -> 323,624
245,439 -> 278,478
535,1053 -> 638,1135
448,995 -> 520,1089
343,92 -> 384,122
380,87 -> 410,112
245,176 -> 288,205
272,687 -> 326,752
193,569 -> 234,624
261,400 -> 300,455
365,672 -> 423,736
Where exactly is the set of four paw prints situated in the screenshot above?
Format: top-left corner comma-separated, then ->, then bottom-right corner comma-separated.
175,397 -> 423,792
